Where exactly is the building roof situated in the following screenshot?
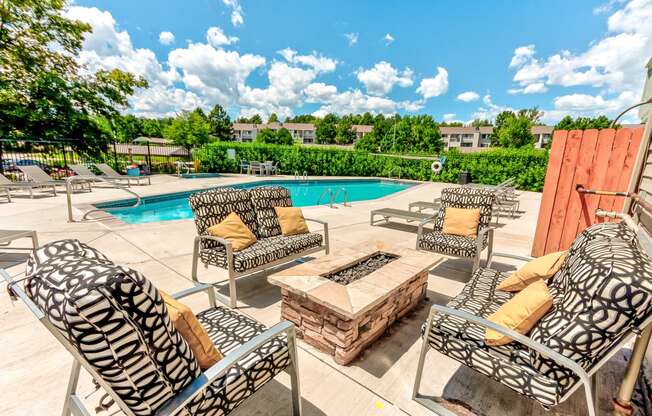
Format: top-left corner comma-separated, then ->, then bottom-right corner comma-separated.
352,125 -> 373,133
133,137 -> 172,144
114,143 -> 190,157
439,126 -> 480,134
531,125 -> 554,134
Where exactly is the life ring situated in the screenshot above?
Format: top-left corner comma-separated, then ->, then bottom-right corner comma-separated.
431,161 -> 443,174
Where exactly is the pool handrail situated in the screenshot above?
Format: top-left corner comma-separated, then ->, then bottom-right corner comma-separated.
65,175 -> 142,222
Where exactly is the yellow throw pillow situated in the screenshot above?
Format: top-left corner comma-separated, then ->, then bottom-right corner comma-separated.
274,206 -> 309,236
160,290 -> 223,369
207,212 -> 257,252
497,251 -> 567,292
441,207 -> 481,238
485,280 -> 553,346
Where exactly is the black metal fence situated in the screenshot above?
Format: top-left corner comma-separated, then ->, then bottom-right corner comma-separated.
0,139 -> 196,180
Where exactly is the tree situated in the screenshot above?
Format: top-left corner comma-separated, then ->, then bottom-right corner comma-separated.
518,107 -> 544,124
439,121 -> 463,127
497,115 -> 534,148
254,128 -> 277,144
335,117 -> 356,144
267,113 -> 279,123
141,118 -> 163,137
285,114 -> 317,123
490,111 -> 516,145
275,128 -> 294,145
207,104 -> 233,140
0,0 -> 146,153
163,110 -> 211,148
554,115 -> 613,130
316,113 -> 337,144
470,118 -> 492,127
235,114 -> 262,124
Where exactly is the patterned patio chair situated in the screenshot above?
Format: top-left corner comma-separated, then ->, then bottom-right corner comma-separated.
413,222 -> 652,416
3,239 -> 302,416
190,186 -> 329,308
416,187 -> 496,271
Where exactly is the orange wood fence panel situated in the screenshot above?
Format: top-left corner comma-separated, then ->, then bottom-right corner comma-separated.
531,128 -> 644,257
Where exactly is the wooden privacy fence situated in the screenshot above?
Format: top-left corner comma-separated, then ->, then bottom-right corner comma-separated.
531,127 -> 645,257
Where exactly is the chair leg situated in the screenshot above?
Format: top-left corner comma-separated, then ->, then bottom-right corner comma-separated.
287,326 -> 303,416
228,271 -> 237,309
582,372 -> 599,416
472,252 -> 480,272
61,360 -> 82,416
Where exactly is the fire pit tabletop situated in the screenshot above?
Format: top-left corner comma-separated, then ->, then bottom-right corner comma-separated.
268,241 -> 443,319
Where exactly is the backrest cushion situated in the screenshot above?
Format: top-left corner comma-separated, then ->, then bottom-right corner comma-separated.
248,186 -> 293,238
434,187 -> 495,232
25,240 -> 200,415
189,187 -> 258,238
529,223 -> 652,390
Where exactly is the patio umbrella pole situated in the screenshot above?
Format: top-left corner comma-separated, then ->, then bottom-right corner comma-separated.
613,323 -> 652,416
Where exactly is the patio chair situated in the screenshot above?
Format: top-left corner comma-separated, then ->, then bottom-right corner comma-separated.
95,163 -> 151,186
239,160 -> 250,174
408,197 -> 442,213
190,186 -> 329,308
2,239 -> 302,416
1,171 -> 58,198
413,221 -> 652,416
416,187 -> 496,271
70,164 -> 127,186
248,161 -> 263,175
18,165 -> 92,193
265,161 -> 279,175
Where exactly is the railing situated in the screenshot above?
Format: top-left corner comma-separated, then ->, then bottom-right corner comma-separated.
293,170 -> 308,180
317,187 -> 349,208
65,176 -> 142,222
388,166 -> 402,180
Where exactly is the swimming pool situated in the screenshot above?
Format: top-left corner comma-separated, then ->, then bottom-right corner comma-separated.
96,179 -> 416,224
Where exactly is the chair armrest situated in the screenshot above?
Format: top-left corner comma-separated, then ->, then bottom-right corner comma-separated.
416,216 -> 438,246
304,217 -> 329,252
171,283 -> 215,301
196,234 -> 232,250
426,304 -> 592,389
154,321 -> 295,416
304,217 -> 327,226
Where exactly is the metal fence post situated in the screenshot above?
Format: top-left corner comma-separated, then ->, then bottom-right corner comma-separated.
112,141 -> 118,169
146,141 -> 152,168
61,142 -> 68,172
0,140 -> 4,175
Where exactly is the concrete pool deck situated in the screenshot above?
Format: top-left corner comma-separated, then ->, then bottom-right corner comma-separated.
0,173 -> 644,416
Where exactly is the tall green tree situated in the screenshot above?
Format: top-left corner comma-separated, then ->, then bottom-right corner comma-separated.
275,128 -> 294,145
335,117 -> 356,144
554,115 -> 612,130
470,118 -> 492,127
316,113 -> 338,144
163,110 -> 211,148
207,104 -> 233,140
0,0 -> 146,153
267,113 -> 279,123
254,128 -> 277,144
497,115 -> 534,148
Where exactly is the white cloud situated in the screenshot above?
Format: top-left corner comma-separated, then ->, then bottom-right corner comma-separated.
312,89 -> 398,117
471,94 -> 516,121
344,32 -> 359,46
304,83 -> 338,103
356,61 -> 414,96
506,0 -> 650,122
593,0 -> 626,14
443,113 -> 457,121
158,31 -> 175,45
222,0 -> 244,26
456,91 -> 480,102
384,33 -> 395,45
206,26 -> 238,46
541,91 -> 639,123
416,67 -> 449,99
277,48 -> 337,73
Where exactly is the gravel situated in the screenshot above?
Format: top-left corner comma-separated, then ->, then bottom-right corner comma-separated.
324,253 -> 398,285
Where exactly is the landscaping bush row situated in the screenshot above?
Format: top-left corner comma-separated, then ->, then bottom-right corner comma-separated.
195,142 -> 549,191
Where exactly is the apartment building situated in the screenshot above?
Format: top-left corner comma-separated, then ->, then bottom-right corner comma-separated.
440,125 -> 554,151
231,122 -> 373,144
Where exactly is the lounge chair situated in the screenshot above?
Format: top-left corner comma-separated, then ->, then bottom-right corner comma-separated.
95,163 -> 151,185
414,221 -> 652,416
1,171 -> 58,198
190,186 -> 329,308
3,239 -> 302,416
18,165 -> 92,193
408,197 -> 441,213
69,164 -> 126,186
416,187 -> 495,271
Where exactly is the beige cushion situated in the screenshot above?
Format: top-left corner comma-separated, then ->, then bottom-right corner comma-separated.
485,280 -> 553,346
442,207 -> 481,238
160,290 -> 223,369
274,206 -> 309,236
497,251 -> 567,292
207,212 -> 257,252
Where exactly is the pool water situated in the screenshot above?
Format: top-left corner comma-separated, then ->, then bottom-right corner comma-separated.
180,173 -> 220,179
96,179 -> 415,224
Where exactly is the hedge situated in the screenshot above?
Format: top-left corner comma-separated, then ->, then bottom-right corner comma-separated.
195,142 -> 549,191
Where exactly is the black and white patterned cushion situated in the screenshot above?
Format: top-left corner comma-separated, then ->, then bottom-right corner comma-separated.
248,186 -> 293,238
530,223 -> 652,393
25,240 -> 200,415
24,240 -> 292,416
199,233 -> 323,272
426,268 -> 558,406
419,187 -> 494,257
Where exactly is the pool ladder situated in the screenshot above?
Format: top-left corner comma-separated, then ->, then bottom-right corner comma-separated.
294,171 -> 308,180
317,187 -> 350,208
65,175 -> 142,222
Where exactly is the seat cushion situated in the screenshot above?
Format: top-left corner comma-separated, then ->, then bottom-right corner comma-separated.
207,212 -> 257,252
190,188 -> 259,242
418,230 -> 481,257
186,307 -> 289,416
199,233 -> 323,273
25,240 -> 200,416
425,268 -> 560,406
248,186 -> 293,238
433,187 -> 495,232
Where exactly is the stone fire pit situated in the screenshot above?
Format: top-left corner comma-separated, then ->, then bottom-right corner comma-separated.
268,241 -> 442,365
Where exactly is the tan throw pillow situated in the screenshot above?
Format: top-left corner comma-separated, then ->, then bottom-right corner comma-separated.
274,206 -> 309,236
160,290 -> 223,369
497,251 -> 567,292
485,280 -> 553,346
442,207 -> 481,238
207,212 -> 257,252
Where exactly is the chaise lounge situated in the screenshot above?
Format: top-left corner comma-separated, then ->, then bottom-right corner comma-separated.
3,239 -> 302,416
414,221 -> 652,416
190,186 -> 329,308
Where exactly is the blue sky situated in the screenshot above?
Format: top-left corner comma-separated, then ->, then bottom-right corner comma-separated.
70,0 -> 651,123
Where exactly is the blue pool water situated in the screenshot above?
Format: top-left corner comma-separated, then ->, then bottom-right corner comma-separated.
96,179 -> 415,224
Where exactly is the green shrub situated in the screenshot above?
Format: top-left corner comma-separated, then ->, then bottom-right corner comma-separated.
195,142 -> 549,191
